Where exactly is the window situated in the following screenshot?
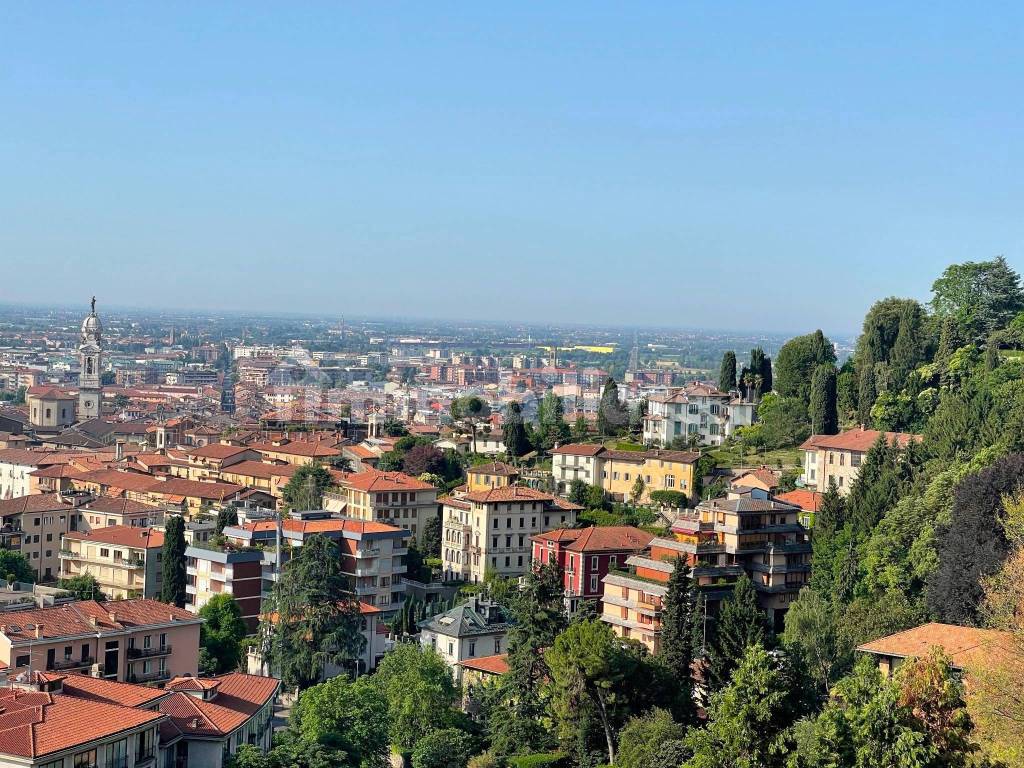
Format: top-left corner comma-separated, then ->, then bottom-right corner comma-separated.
839,453 -> 845,466
447,642 -> 454,656
687,423 -> 698,434
851,453 -> 862,467
100,548 -> 110,558
469,641 -> 476,657
15,654 -> 28,668
494,638 -> 501,653
609,555 -> 618,568
73,749 -> 97,768
590,574 -> 598,592
665,475 -> 675,488
591,556 -> 599,571
107,738 -> 128,768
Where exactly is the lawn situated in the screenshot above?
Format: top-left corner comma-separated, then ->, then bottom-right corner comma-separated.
707,443 -> 802,470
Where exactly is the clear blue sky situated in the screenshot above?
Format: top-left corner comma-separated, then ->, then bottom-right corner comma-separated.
1,3 -> 1021,333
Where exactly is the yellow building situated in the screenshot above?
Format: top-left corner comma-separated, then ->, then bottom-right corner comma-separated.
552,445 -> 698,503
466,462 -> 520,492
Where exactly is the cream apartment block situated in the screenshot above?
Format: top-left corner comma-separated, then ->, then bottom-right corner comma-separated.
0,492 -> 92,581
324,470 -> 438,545
60,526 -> 164,599
642,382 -> 755,447
441,486 -> 581,583
800,426 -> 921,495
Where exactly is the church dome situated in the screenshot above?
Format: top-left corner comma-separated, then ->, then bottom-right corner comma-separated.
81,299 -> 102,343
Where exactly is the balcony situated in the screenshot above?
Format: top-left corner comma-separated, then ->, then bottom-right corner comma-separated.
127,644 -> 172,659
354,563 -> 378,577
50,656 -> 95,671
355,546 -> 380,558
127,669 -> 171,684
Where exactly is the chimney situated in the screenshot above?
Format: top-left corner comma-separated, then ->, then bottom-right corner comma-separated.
89,616 -> 98,628
34,624 -> 43,639
115,441 -> 124,462
108,612 -> 117,623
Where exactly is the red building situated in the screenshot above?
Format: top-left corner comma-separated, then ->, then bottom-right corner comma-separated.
531,526 -> 654,613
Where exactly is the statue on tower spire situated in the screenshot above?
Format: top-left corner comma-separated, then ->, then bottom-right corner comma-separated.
91,296 -> 96,314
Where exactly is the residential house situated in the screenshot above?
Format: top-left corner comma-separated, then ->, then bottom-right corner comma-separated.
184,542 -> 265,631
466,461 -> 519,492
0,493 -> 90,581
247,438 -> 341,467
59,526 -> 164,599
642,382 -> 755,447
531,526 -> 654,614
418,597 -> 511,682
857,622 -> 1014,678
800,426 -> 921,495
440,486 -> 582,583
0,598 -> 201,685
550,444 -> 699,503
325,471 -> 438,545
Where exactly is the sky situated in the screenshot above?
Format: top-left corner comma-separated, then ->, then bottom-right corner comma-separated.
1,3 -> 1022,334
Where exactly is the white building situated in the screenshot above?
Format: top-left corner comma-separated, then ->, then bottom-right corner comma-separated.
642,382 -> 755,447
418,597 -> 511,682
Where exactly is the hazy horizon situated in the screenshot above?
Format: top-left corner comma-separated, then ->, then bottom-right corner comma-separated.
2,3 -> 1021,331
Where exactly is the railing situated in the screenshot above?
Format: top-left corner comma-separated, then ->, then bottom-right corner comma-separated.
128,644 -> 172,659
127,669 -> 171,683
51,656 -> 95,670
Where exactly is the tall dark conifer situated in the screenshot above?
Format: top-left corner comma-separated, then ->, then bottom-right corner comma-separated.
160,515 -> 187,607
719,352 -> 738,392
809,364 -> 839,435
659,558 -> 697,723
703,574 -> 771,694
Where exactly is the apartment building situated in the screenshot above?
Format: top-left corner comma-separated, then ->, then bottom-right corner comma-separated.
60,526 -> 164,599
0,670 -> 280,768
0,493 -> 91,581
179,444 -> 261,480
325,470 -> 438,545
532,526 -> 654,614
601,568 -> 669,653
0,598 -> 201,685
246,437 -> 342,466
218,460 -> 297,499
466,461 -> 519,492
418,597 -> 511,682
219,511 -> 410,616
0,449 -> 63,500
440,486 -> 582,583
185,543 -> 265,631
800,426 -> 921,495
77,496 -> 163,532
642,382 -> 756,447
550,444 -> 699,502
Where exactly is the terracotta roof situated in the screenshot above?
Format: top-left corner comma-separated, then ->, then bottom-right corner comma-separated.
156,673 -> 279,738
774,489 -> 824,512
71,469 -> 163,493
185,444 -> 253,460
344,444 -> 380,460
64,525 -> 164,549
467,461 -> 519,477
220,460 -> 298,480
462,486 -> 556,503
0,598 -> 199,643
0,689 -> 164,758
166,676 -> 221,693
0,449 -> 58,467
0,494 -> 71,516
58,672 -> 170,708
458,653 -> 509,675
856,623 -> 1013,670
342,470 -> 435,493
238,517 -> 404,536
733,466 -> 781,489
141,477 -> 245,501
533,525 -> 653,553
550,443 -> 606,457
83,496 -> 160,516
799,427 -> 922,453
249,440 -> 341,458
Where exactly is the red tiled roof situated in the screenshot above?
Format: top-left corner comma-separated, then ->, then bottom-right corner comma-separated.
458,653 -> 509,675
857,622 -> 1013,670
463,486 -> 556,503
157,673 -> 279,738
83,496 -> 160,516
0,690 -> 164,758
774,489 -> 824,512
0,598 -> 199,642
220,460 -> 298,480
799,427 -> 922,453
249,440 -> 341,458
467,461 -> 519,476
342,470 -> 435,493
0,494 -> 71,516
185,444 -> 253,460
141,477 -> 245,501
59,672 -> 170,708
64,525 -> 164,549
534,525 -> 653,553
239,517 -> 404,536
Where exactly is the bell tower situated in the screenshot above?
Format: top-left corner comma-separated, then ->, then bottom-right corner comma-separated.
78,296 -> 103,420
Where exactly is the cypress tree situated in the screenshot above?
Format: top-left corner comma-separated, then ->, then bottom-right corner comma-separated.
809,481 -> 846,598
703,574 -> 770,694
503,401 -> 530,457
160,515 -> 187,607
889,303 -> 924,390
857,362 -> 877,427
597,378 -> 626,436
750,347 -> 772,395
809,364 -> 839,435
659,558 -> 697,723
718,352 -> 737,392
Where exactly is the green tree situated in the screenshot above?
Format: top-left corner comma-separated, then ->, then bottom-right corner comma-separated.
265,534 -> 364,690
703,574 -> 771,694
373,643 -> 459,753
571,415 -> 589,441
0,550 -> 33,585
421,514 -> 442,559
809,364 -> 839,435
568,478 -> 590,507
782,587 -> 845,697
775,331 -> 836,405
503,401 -> 531,458
537,390 -> 571,451
215,506 -> 239,535
412,729 -> 477,768
597,378 -> 627,436
617,708 -> 686,768
659,558 -> 697,723
931,256 -> 1024,342
58,574 -> 104,601
290,675 -> 391,768
684,645 -> 799,768
160,515 -> 187,607
889,302 -> 927,391
629,474 -> 646,505
719,352 -> 738,392
750,346 -> 773,395
856,362 -> 877,427
282,464 -> 334,510
198,594 -> 248,674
